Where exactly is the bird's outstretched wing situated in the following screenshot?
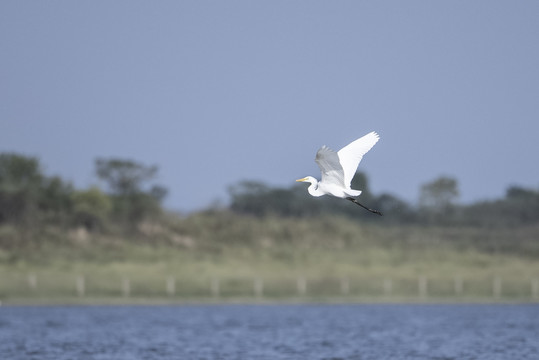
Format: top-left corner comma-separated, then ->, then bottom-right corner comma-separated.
315,146 -> 345,187
337,132 -> 379,187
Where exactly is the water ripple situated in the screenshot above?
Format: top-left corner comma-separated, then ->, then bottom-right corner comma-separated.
1,304 -> 538,359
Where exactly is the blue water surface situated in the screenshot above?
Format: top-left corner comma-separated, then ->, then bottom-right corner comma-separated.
1,304 -> 538,360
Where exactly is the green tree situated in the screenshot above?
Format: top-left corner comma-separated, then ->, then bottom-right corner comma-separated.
229,180 -> 322,217
95,159 -> 157,195
0,153 -> 43,225
374,193 -> 415,223
419,176 -> 459,209
95,158 -> 166,229
504,185 -> 539,225
71,187 -> 112,231
419,176 -> 459,224
39,176 -> 73,225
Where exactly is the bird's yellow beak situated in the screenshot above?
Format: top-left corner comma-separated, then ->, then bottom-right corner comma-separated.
296,177 -> 308,182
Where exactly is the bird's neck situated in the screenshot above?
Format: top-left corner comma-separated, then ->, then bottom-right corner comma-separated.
307,180 -> 324,197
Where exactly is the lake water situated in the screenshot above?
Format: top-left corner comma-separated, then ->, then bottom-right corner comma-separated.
1,304 -> 538,359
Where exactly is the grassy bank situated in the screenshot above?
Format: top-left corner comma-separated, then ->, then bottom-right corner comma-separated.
1,213 -> 539,304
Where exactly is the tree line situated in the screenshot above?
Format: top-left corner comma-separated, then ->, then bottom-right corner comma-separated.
229,172 -> 539,228
1,152 -> 539,238
0,153 -> 166,235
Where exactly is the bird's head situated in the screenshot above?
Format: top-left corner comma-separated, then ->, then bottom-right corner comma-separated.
296,176 -> 316,184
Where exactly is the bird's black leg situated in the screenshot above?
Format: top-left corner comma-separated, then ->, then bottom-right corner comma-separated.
346,197 -> 383,216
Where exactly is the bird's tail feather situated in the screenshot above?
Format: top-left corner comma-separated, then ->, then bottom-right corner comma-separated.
346,189 -> 361,197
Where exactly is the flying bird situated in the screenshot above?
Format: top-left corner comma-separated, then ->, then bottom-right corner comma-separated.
296,131 -> 382,216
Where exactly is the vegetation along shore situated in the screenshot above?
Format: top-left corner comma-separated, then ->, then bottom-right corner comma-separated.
1,153 -> 538,304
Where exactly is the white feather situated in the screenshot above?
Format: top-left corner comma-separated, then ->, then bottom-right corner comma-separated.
337,131 -> 380,188
297,131 -> 380,199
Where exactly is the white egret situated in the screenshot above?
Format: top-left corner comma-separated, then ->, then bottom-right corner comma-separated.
296,131 -> 382,216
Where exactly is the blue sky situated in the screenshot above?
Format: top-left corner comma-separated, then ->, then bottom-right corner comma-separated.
1,1 -> 538,212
